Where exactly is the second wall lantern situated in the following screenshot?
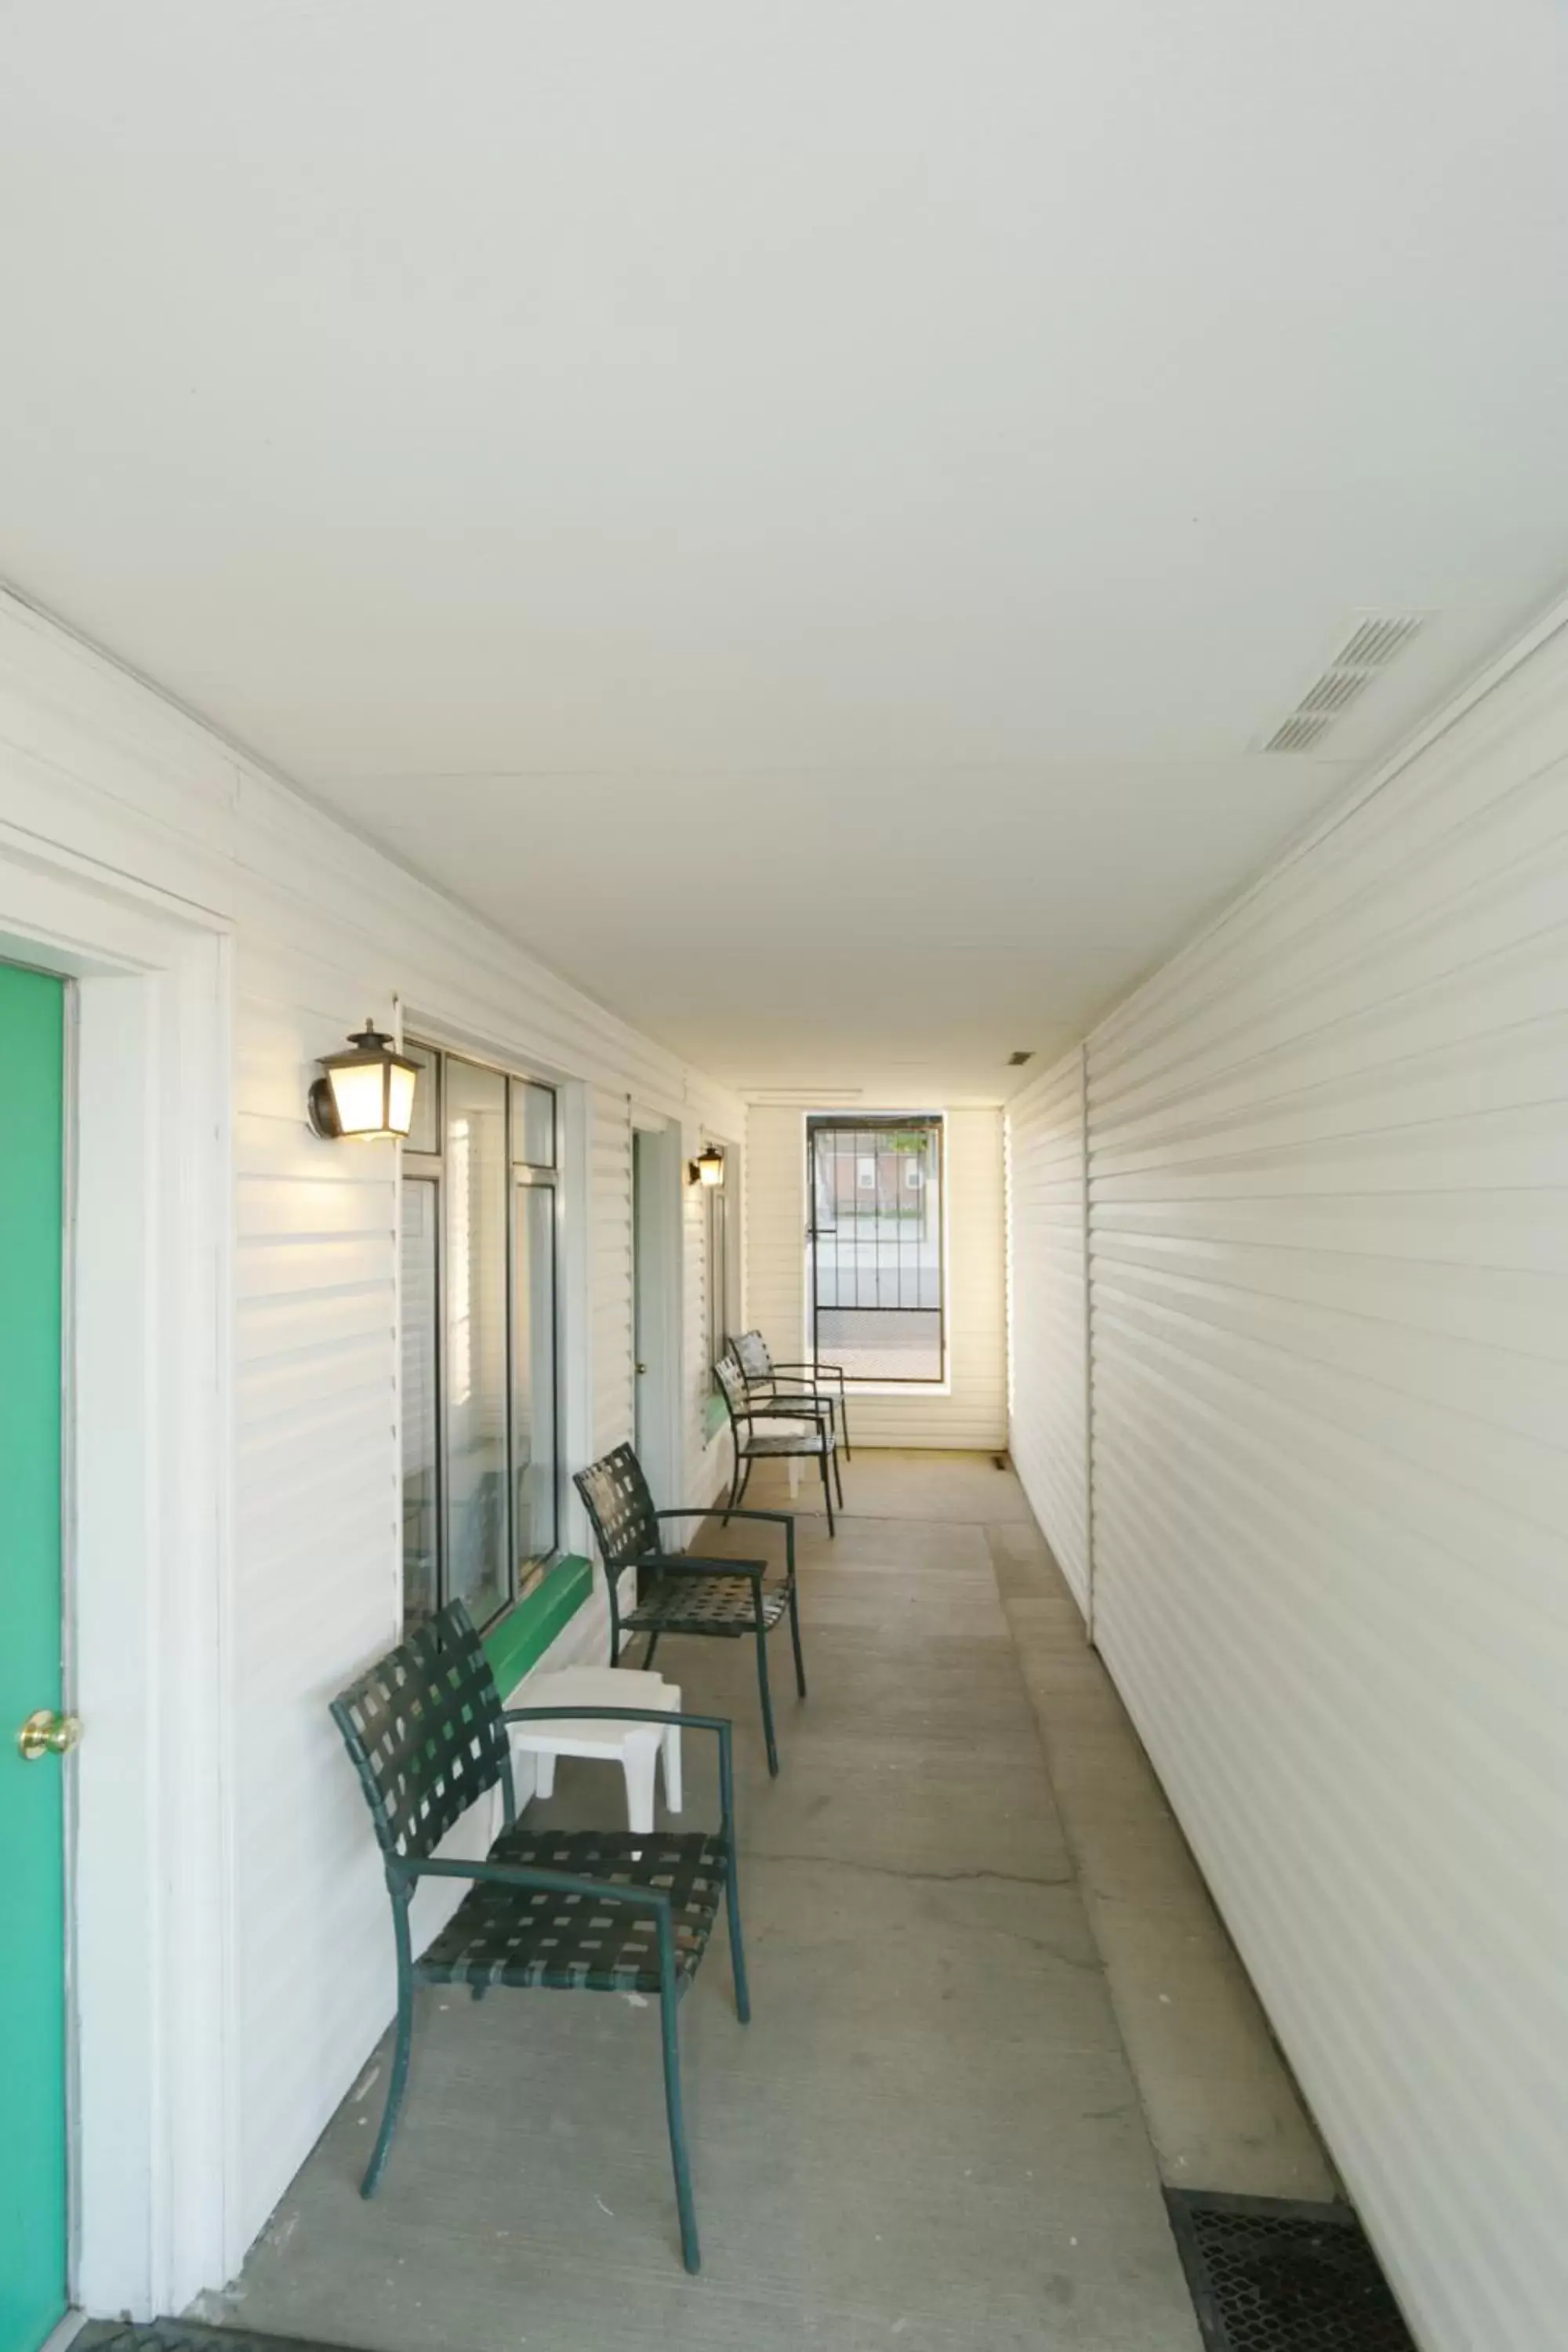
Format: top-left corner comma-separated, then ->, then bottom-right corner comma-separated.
688,1142 -> 726,1188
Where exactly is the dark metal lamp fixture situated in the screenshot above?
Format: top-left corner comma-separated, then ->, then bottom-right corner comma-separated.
688,1143 -> 725,1188
308,1019 -> 419,1142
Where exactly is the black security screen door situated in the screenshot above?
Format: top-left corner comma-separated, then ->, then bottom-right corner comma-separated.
807,1116 -> 944,1382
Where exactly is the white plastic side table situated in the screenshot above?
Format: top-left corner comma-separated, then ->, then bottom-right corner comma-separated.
508,1666 -> 681,1835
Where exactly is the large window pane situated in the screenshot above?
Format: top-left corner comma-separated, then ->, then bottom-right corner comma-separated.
512,1181 -> 557,1575
445,1057 -> 510,1625
402,1040 -> 440,1155
401,1176 -> 440,1629
706,1181 -> 728,1372
511,1080 -> 556,1169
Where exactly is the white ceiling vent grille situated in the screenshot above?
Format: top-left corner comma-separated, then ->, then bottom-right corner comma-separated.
1260,609 -> 1429,754
1334,613 -> 1425,670
1264,712 -> 1336,753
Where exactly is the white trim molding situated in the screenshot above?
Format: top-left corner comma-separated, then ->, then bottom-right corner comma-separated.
0,848 -> 236,2317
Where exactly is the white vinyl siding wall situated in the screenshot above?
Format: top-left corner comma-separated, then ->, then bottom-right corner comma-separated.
745,1104 -> 1007,1451
0,595 -> 744,2285
1007,619 -> 1568,2352
591,1092 -> 636,1457
1004,1047 -> 1089,1610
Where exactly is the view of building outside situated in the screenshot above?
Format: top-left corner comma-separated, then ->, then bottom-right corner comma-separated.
808,1117 -> 944,1380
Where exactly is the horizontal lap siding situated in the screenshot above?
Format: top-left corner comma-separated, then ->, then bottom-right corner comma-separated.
743,1107 -> 805,1382
228,887 -> 742,2246
591,1093 -> 634,1459
1084,629 -> 1568,2352
744,1104 -> 1007,1452
1005,1051 -> 1088,1608
0,601 -> 746,2281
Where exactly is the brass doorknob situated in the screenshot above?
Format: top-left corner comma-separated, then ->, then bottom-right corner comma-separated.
636,1362 -> 648,1375
16,1708 -> 82,1762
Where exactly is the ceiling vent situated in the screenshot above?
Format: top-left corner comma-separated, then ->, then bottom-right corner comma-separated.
1260,609 -> 1429,754
1264,712 -> 1336,754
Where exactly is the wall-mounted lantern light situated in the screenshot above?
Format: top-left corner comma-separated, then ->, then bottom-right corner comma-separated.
688,1143 -> 726,1188
308,1020 -> 419,1142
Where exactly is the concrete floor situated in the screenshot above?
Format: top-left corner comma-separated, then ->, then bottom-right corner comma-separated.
204,1451 -> 1327,2351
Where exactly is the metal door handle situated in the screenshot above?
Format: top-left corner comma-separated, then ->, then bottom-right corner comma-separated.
17,1708 -> 82,1762
636,1362 -> 648,1375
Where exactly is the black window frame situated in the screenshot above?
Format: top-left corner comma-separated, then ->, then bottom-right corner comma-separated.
705,1155 -> 730,1380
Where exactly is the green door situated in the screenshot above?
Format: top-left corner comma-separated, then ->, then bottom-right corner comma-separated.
0,965 -> 68,2352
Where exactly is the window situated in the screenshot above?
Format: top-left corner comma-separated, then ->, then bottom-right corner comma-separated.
807,1116 -> 944,1382
401,1042 -> 561,1632
705,1161 -> 729,1374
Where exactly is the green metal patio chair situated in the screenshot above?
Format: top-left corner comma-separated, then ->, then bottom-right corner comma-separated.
715,1350 -> 843,1535
731,1327 -> 853,1461
329,1597 -> 748,2273
575,1442 -> 806,1777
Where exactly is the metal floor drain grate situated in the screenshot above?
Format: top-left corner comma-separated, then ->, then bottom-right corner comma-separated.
1165,2191 -> 1417,2352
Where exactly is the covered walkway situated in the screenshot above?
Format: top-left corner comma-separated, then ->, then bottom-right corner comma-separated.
205,1455 -> 1324,2352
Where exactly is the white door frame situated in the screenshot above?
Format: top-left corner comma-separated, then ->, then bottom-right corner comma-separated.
0,832 -> 235,2318
630,1112 -> 682,1507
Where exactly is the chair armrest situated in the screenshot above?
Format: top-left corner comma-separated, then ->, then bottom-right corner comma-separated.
637,1549 -> 766,1579
503,1705 -> 738,1838
652,1506 -> 796,1578
393,1853 -> 670,1915
652,1506 -> 793,1527
771,1359 -> 845,1379
505,1703 -> 732,1734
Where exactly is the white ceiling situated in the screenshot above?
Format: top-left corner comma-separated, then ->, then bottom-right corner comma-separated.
2,3 -> 1566,1102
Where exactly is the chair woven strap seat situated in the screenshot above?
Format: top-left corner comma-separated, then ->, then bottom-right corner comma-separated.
416,1828 -> 728,1994
622,1573 -> 790,1636
739,1428 -> 832,1456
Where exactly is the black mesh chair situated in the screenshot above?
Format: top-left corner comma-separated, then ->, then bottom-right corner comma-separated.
575,1443 -> 805,1777
330,1599 -> 746,2274
731,1327 -> 852,1461
715,1351 -> 843,1537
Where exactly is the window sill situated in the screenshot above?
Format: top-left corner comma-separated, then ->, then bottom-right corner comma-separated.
482,1555 -> 593,1692
838,1381 -> 952,1398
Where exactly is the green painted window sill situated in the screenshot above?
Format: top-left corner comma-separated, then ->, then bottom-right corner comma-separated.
483,1554 -> 593,1693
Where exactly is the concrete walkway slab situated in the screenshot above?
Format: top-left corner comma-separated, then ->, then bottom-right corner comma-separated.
202,1451 -> 1234,2351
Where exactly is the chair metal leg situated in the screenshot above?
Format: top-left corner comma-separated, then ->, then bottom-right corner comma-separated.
642,1631 -> 661,1671
720,1450 -> 745,1526
363,1905 -> 416,2197
754,1597 -> 779,1776
658,1937 -> 701,2274
818,1444 -> 836,1537
832,1439 -> 845,1510
726,1846 -> 751,2024
788,1580 -> 808,1698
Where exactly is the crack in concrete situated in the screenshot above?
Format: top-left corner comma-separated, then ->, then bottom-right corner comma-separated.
743,1846 -> 1075,1890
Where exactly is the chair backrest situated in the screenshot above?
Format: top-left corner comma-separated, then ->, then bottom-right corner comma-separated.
713,1351 -> 754,1429
330,1599 -> 512,1866
574,1443 -> 659,1575
731,1330 -> 771,1383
